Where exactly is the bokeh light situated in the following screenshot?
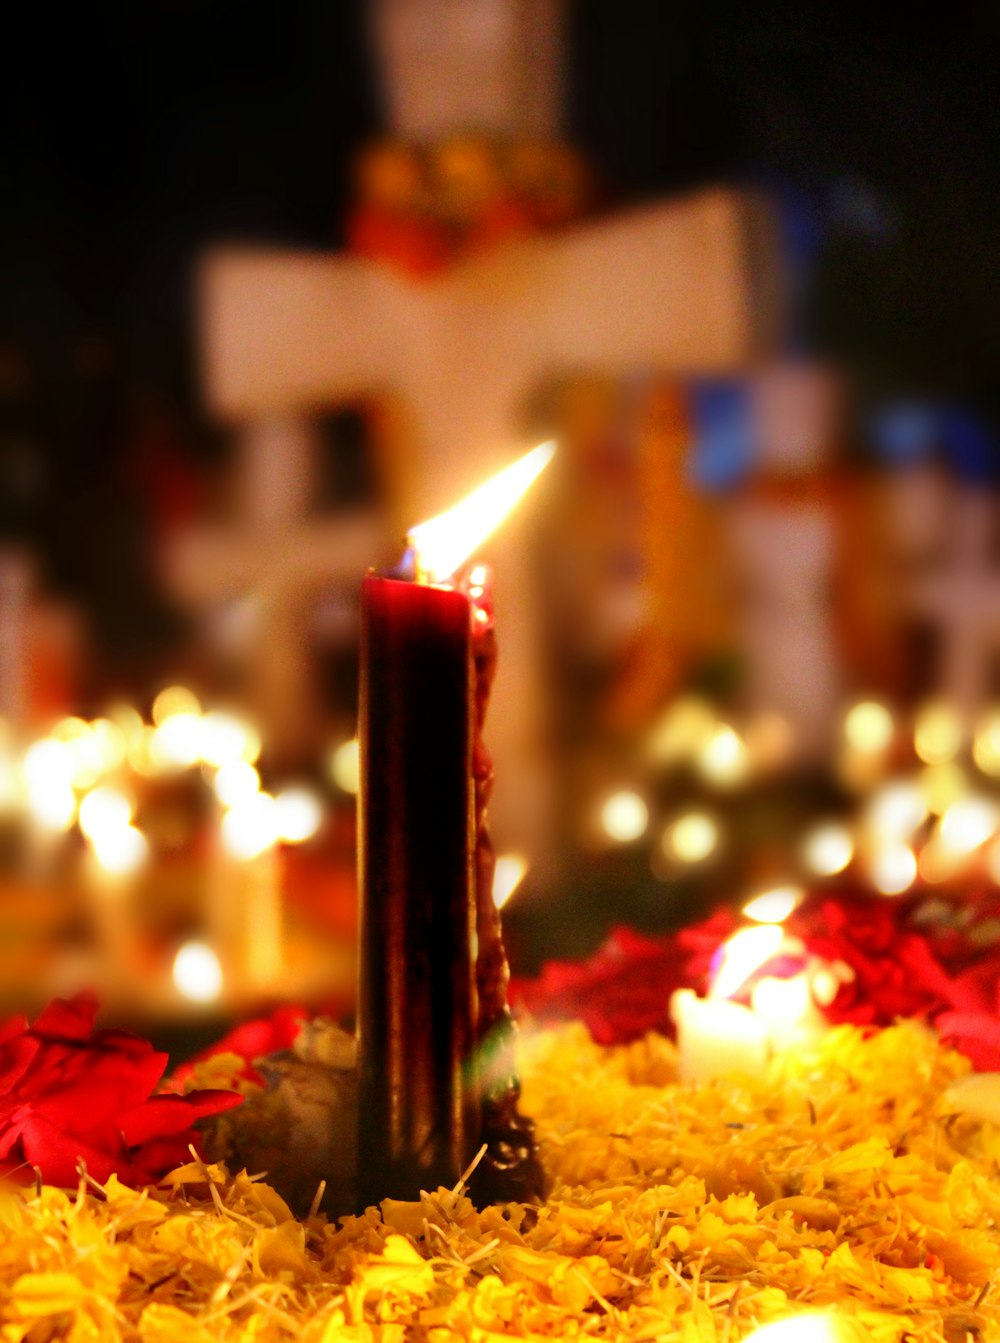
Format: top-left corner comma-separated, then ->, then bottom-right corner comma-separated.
151,713 -> 203,770
330,738 -> 360,794
647,697 -> 715,764
214,760 -> 261,808
743,1314 -> 860,1343
914,700 -> 963,764
79,787 -> 133,841
800,823 -> 853,876
697,723 -> 749,787
91,823 -> 148,876
600,791 -> 648,843
663,812 -> 718,863
866,780 -> 927,837
939,796 -> 998,855
220,792 -> 280,859
172,941 -> 224,1004
918,762 -> 969,814
152,685 -> 201,725
23,739 -> 73,790
972,710 -> 1000,777
199,711 -> 252,767
127,725 -> 159,776
493,853 -> 528,909
274,787 -> 323,843
869,844 -> 917,896
743,885 -> 802,924
89,718 -> 128,771
844,701 -> 894,754
27,779 -> 77,832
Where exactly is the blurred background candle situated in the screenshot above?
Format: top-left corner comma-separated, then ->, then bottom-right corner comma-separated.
671,917 -> 827,1082
670,988 -> 769,1081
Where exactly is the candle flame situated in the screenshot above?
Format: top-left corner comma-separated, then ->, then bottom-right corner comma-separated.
710,924 -> 784,1000
493,853 -> 528,909
742,885 -> 802,924
407,441 -> 555,583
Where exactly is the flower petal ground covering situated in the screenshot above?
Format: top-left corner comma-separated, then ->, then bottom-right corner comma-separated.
1,1021 -> 999,1342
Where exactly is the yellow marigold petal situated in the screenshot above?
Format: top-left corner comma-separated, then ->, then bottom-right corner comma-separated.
9,1272 -> 85,1317
138,1304 -> 220,1343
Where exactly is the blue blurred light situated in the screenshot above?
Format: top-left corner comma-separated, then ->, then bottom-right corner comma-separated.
689,379 -> 753,491
939,405 -> 999,485
868,401 -> 938,465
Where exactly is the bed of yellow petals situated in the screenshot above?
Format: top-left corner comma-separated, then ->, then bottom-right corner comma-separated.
0,1020 -> 998,1343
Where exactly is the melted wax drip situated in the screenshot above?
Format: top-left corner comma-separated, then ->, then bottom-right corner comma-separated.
465,574 -> 545,1205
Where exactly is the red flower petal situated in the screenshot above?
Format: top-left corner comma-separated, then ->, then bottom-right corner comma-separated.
0,994 -> 243,1189
119,1090 -> 242,1146
0,1014 -> 27,1049
936,1011 -> 1000,1071
171,1005 -> 308,1087
31,991 -> 100,1041
0,1035 -> 41,1097
18,1111 -> 130,1187
25,1045 -> 168,1132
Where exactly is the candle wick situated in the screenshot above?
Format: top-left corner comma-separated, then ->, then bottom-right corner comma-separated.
389,546 -> 419,582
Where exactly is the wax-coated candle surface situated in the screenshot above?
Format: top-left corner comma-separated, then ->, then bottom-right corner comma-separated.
468,612 -> 545,1205
357,575 -> 478,1206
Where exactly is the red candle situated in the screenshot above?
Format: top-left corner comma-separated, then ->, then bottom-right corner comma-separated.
356,443 -> 554,1209
356,573 -> 478,1205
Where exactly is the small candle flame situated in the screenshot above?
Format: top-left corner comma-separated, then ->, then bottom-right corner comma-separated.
493,853 -> 528,909
743,885 -> 803,924
710,923 -> 784,1000
407,441 -> 555,583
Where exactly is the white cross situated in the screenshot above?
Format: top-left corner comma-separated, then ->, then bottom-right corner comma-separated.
726,363 -> 842,753
195,189 -> 776,840
906,485 -> 1000,715
165,415 -> 386,757
0,550 -> 31,725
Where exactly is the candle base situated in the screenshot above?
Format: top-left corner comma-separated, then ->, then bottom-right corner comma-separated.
468,1017 -> 546,1206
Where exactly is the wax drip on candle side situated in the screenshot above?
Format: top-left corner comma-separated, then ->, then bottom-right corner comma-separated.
462,564 -> 545,1205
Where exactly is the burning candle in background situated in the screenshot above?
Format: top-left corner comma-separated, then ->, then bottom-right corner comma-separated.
670,904 -> 829,1083
670,986 -> 770,1081
357,443 -> 553,1208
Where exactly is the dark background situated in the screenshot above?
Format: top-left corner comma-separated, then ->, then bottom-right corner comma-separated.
1,0 -> 997,665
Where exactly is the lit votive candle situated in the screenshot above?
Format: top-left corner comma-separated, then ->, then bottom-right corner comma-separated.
749,970 -> 827,1048
670,924 -> 828,1083
670,988 -> 768,1082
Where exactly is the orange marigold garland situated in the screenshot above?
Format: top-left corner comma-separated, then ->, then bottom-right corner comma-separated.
1,1021 -> 1000,1342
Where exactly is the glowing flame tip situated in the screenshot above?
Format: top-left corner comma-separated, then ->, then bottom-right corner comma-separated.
407,441 -> 555,584
710,924 -> 784,1001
